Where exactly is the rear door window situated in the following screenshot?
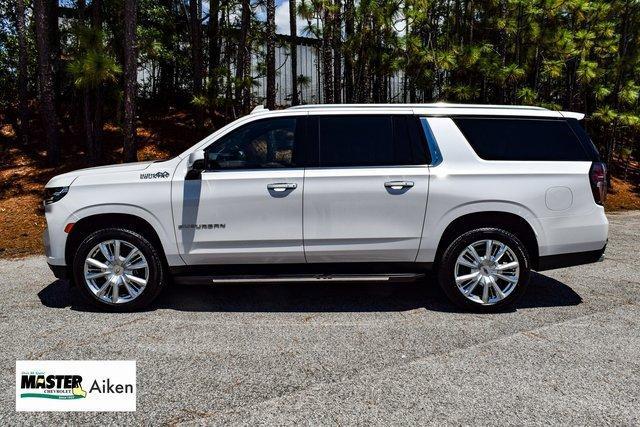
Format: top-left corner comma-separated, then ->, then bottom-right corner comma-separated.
453,117 -> 590,161
315,115 -> 427,167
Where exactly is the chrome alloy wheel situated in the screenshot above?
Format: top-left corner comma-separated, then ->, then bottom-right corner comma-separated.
83,239 -> 149,304
454,239 -> 520,305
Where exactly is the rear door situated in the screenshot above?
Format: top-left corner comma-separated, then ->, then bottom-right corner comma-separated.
303,113 -> 430,263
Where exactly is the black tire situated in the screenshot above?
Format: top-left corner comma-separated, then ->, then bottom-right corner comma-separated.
437,227 -> 530,312
72,227 -> 167,312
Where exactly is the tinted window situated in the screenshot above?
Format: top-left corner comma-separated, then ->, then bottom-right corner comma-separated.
419,117 -> 442,165
205,118 -> 300,169
566,118 -> 601,161
453,118 -> 590,161
316,115 -> 426,167
398,116 -> 431,164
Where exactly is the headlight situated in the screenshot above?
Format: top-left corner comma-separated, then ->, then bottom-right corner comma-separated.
44,187 -> 69,205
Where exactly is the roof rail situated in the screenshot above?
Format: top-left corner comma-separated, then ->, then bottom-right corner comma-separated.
288,103 -> 548,111
560,111 -> 585,120
251,105 -> 268,114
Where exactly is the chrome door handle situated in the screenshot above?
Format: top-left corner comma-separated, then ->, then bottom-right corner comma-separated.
267,183 -> 297,192
384,181 -> 414,190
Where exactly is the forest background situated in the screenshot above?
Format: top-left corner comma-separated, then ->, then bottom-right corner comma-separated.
1,0 -> 639,257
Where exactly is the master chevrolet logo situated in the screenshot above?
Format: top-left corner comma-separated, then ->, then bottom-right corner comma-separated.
20,374 -> 86,400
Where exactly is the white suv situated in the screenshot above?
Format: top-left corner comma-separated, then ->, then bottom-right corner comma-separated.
43,104 -> 608,312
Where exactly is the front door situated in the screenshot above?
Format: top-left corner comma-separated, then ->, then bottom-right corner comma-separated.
303,114 -> 430,263
173,115 -> 307,265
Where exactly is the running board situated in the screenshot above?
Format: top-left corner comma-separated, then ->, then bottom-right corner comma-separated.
173,273 -> 424,285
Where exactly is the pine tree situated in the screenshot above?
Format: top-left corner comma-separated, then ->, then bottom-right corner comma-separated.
33,0 -> 60,165
289,0 -> 299,105
343,0 -> 354,102
322,1 -> 334,103
123,0 -> 138,162
15,0 -> 29,145
208,0 -> 222,104
266,0 -> 276,109
332,0 -> 342,103
235,0 -> 251,114
190,0 -> 204,127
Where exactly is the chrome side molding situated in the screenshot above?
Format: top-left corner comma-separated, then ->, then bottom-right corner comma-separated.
174,273 -> 424,285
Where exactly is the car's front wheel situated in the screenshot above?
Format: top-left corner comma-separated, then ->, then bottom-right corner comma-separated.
438,228 -> 531,312
72,227 -> 167,311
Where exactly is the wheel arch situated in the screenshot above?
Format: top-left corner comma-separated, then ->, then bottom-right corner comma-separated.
433,211 -> 540,269
65,213 -> 168,267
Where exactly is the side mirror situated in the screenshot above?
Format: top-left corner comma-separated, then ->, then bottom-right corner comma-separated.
186,150 -> 205,180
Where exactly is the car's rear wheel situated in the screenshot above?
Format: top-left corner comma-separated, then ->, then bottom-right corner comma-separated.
72,227 -> 167,311
438,228 -> 530,312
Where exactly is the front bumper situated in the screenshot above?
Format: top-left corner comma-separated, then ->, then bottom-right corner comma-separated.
47,262 -> 69,279
43,225 -> 68,266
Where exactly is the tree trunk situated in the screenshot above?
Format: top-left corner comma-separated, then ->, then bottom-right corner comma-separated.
93,87 -> 104,161
610,3 -> 632,161
190,0 -> 204,127
91,0 -> 102,28
48,0 -> 61,114
343,0 -> 354,103
353,11 -> 366,102
159,0 -> 176,106
16,0 -> 29,145
235,0 -> 251,114
208,0 -> 221,105
242,47 -> 251,112
332,0 -> 342,103
266,0 -> 276,109
224,7 -> 233,118
92,0 -> 104,160
77,0 -> 95,162
83,89 -> 94,161
402,2 -> 409,103
624,155 -> 630,181
289,0 -> 299,105
34,0 -> 60,165
371,13 -> 381,102
322,4 -> 334,103
123,0 -> 138,162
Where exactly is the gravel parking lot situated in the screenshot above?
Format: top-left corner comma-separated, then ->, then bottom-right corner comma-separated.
1,212 -> 639,425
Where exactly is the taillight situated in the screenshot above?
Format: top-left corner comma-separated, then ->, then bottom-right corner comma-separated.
589,162 -> 607,205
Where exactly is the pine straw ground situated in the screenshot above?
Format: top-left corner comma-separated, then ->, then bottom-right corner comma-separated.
0,112 -> 200,258
1,115 -> 639,259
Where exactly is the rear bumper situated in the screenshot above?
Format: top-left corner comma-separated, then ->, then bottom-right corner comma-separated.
536,244 -> 606,271
538,208 -> 608,256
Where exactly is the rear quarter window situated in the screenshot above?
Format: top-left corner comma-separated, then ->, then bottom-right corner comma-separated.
453,117 -> 591,161
566,118 -> 601,161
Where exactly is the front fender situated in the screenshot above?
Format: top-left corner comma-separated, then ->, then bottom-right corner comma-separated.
69,204 -> 183,265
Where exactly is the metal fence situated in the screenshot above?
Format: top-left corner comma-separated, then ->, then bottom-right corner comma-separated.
138,34 -> 408,106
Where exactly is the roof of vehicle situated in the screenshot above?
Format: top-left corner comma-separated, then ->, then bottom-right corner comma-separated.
255,103 -> 585,120
288,103 -> 547,111
181,103 -> 584,158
